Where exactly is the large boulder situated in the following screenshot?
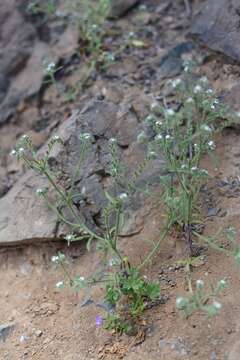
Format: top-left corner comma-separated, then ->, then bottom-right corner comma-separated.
0,0 -> 79,125
0,100 -> 164,246
191,0 -> 240,62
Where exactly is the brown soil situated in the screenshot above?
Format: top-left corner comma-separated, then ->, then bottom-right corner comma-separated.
1,1 -> 240,359
2,131 -> 240,359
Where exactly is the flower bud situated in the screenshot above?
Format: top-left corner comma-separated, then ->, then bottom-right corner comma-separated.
176,297 -> 188,309
196,279 -> 204,290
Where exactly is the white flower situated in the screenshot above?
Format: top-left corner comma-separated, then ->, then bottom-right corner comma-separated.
165,108 -> 175,116
109,258 -> 116,267
199,76 -> 208,83
171,78 -> 182,88
43,62 -> 55,75
206,89 -> 213,95
21,134 -> 29,141
47,62 -> 55,71
208,140 -> 215,150
218,279 -> 227,289
201,124 -> 212,132
92,24 -> 98,30
151,102 -> 159,110
155,134 -> 163,140
193,85 -> 202,94
148,151 -> 157,159
201,169 -> 209,176
191,166 -> 198,171
210,104 -> 215,110
212,301 -> 222,310
65,234 -> 75,243
18,147 -> 25,155
109,138 -> 117,144
79,276 -> 85,281
52,135 -> 60,141
186,97 -> 194,104
36,188 -> 44,196
56,281 -> 64,289
106,52 -> 115,62
181,164 -> 187,169
119,193 -> 128,201
196,279 -> 204,289
176,297 -> 188,309
10,149 -> 17,157
165,134 -> 171,140
128,31 -> 135,38
82,133 -> 91,141
145,114 -> 155,123
51,255 -> 59,263
194,143 -> 198,148
155,120 -> 163,126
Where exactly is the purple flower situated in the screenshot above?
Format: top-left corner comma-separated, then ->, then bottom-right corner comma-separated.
95,315 -> 103,327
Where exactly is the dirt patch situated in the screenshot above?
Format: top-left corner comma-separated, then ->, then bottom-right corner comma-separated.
1,0 -> 240,359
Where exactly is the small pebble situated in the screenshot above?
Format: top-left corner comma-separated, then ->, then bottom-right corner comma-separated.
35,330 -> 42,337
20,335 -> 29,343
210,351 -> 217,360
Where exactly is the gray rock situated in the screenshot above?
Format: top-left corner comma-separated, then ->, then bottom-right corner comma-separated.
0,0 -> 45,124
157,42 -> 195,79
0,171 -> 58,246
0,0 -> 79,124
0,74 -> 10,104
170,336 -> 191,356
210,352 -> 217,360
0,100 -> 165,245
191,0 -> 240,62
0,324 -> 14,342
109,0 -> 139,17
0,2 -> 36,77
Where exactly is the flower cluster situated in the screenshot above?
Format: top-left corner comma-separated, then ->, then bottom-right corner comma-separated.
176,278 -> 227,317
51,252 -> 66,264
43,61 -> 56,77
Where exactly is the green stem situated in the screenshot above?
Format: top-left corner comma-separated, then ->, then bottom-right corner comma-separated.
113,207 -> 121,248
60,262 -> 73,286
193,231 -> 231,255
138,221 -> 172,270
44,168 -> 106,242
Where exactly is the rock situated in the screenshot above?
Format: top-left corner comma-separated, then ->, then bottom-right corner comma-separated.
157,42 -> 195,79
170,337 -> 191,356
0,99 -> 165,246
210,352 -> 217,360
35,329 -> 43,337
109,0 -> 139,17
0,41 -> 50,123
191,0 -> 240,63
0,0 -> 79,124
0,0 -> 36,123
0,1 -> 36,77
19,334 -> 29,343
0,74 -> 10,104
0,170 -> 58,246
0,324 -> 14,342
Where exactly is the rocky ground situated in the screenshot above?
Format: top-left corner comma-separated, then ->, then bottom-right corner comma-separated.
1,0 -> 240,359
